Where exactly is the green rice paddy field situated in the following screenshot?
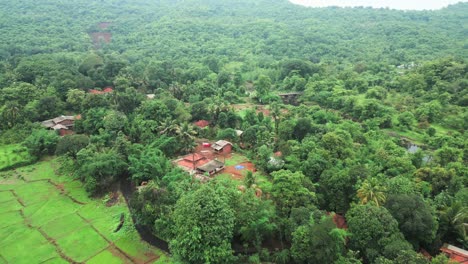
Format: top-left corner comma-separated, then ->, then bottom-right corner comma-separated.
0,159 -> 170,264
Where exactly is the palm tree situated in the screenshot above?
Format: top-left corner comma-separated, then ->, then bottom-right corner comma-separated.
158,118 -> 178,136
175,122 -> 197,154
357,178 -> 387,207
440,202 -> 468,247
1,102 -> 22,128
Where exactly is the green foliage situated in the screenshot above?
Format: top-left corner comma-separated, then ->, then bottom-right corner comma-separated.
0,0 -> 466,262
23,129 -> 59,160
75,146 -> 127,195
270,170 -> 316,217
346,204 -> 411,262
291,216 -> 347,263
170,183 -> 235,264
384,194 -> 437,248
128,144 -> 172,184
55,134 -> 90,159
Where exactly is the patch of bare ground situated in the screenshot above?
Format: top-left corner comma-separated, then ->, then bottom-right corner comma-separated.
224,162 -> 256,181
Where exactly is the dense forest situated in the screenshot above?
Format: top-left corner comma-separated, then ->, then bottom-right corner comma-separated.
0,0 -> 467,263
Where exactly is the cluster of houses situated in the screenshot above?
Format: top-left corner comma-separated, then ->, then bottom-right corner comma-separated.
175,140 -> 233,179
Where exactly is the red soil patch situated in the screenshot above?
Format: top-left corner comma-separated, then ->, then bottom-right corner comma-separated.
328,213 -> 348,229
224,162 -> 256,181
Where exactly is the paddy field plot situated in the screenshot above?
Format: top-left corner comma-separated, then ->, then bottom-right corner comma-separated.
0,159 -> 169,264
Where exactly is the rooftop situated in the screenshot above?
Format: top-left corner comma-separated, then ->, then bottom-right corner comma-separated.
41,115 -> 75,128
197,160 -> 225,173
194,120 -> 210,128
212,140 -> 233,151
441,244 -> 468,263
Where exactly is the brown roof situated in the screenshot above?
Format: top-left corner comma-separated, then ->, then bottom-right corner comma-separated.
212,140 -> 232,151
197,160 -> 225,173
41,116 -> 75,128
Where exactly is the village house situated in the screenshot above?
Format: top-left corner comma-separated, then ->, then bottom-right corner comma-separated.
41,115 -> 76,136
440,244 -> 468,263
176,153 -> 210,171
193,120 -> 210,129
196,160 -> 225,175
211,140 -> 233,154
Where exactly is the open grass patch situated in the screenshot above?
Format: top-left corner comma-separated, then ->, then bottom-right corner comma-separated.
87,249 -> 126,264
18,161 -> 57,182
0,191 -> 15,203
115,230 -> 161,263
41,213 -> 88,240
0,199 -> 22,214
92,209 -> 129,242
0,227 -> 58,264
63,180 -> 93,203
0,159 -> 166,263
383,128 -> 425,145
41,257 -> 69,264
225,153 -> 249,166
0,211 -> 23,229
23,199 -> 80,227
56,226 -> 109,263
15,181 -> 59,206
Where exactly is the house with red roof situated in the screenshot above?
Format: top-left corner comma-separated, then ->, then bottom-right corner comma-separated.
176,153 -> 210,171
440,244 -> 468,263
193,120 -> 210,128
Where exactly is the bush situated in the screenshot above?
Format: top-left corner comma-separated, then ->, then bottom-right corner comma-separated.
23,129 -> 59,160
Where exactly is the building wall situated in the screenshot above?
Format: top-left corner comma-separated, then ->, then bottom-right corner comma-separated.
222,144 -> 232,154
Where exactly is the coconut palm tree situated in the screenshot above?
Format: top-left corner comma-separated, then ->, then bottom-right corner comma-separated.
440,202 -> 468,247
357,178 -> 387,207
175,122 -> 197,154
158,118 -> 178,136
1,102 -> 22,128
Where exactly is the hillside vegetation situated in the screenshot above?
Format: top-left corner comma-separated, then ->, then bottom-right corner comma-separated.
0,1 -> 466,264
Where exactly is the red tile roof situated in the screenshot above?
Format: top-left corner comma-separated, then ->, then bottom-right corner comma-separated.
441,244 -> 468,263
177,156 -> 210,170
194,120 -> 210,128
103,87 -> 114,93
183,153 -> 206,162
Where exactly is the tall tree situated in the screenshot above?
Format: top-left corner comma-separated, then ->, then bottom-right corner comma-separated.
357,178 -> 387,207
170,183 -> 235,264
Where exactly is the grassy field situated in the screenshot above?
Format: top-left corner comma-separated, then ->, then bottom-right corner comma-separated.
0,144 -> 32,171
0,159 -> 170,264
